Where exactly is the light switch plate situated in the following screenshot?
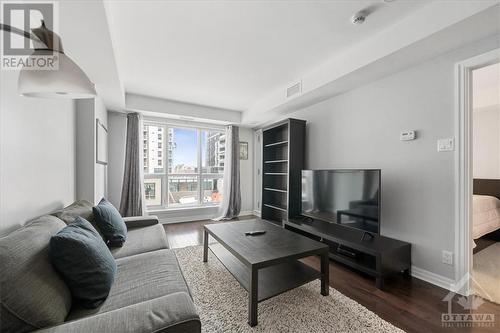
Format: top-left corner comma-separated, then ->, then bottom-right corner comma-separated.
437,138 -> 454,152
400,130 -> 416,141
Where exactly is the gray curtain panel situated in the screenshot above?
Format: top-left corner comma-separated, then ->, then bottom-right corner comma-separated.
215,125 -> 241,220
119,113 -> 146,217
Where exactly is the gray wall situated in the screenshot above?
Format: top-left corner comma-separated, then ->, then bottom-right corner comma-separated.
0,71 -> 76,236
285,35 -> 499,280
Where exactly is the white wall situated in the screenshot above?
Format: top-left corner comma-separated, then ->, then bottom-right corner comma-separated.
94,100 -> 108,203
0,71 -> 76,236
281,35 -> 499,280
253,129 -> 263,216
75,98 -> 108,205
108,111 -> 127,208
473,106 -> 500,179
239,127 -> 254,214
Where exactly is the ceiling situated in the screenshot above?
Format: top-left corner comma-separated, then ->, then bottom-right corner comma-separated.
104,0 -> 430,111
473,62 -> 500,110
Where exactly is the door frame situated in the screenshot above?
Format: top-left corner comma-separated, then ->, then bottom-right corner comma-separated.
454,48 -> 500,295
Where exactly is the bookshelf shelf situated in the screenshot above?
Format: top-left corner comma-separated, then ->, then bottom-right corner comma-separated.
264,140 -> 288,148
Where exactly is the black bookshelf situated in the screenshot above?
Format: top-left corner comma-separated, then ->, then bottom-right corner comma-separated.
261,118 -> 305,225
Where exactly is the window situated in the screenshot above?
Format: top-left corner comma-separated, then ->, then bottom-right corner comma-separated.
143,122 -> 224,209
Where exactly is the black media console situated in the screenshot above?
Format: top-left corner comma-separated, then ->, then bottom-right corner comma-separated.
283,217 -> 411,290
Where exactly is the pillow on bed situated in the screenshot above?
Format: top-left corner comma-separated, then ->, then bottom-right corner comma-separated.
473,195 -> 500,213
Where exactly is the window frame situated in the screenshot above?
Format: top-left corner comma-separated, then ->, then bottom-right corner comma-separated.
143,119 -> 225,210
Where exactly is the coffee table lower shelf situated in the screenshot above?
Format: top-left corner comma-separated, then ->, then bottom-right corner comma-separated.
208,242 -> 320,302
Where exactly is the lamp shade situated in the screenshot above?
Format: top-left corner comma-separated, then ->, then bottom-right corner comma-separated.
18,50 -> 96,99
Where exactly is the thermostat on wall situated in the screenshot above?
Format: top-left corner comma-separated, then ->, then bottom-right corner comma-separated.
400,130 -> 416,141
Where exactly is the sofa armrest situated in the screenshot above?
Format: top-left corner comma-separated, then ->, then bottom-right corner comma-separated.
36,292 -> 200,333
123,215 -> 159,229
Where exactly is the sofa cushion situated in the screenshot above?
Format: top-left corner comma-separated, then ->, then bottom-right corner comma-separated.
49,217 -> 117,309
111,223 -> 169,259
68,249 -> 190,320
52,200 -> 95,225
0,215 -> 71,333
36,292 -> 200,333
93,198 -> 127,247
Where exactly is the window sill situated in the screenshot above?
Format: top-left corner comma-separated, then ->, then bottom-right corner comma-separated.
147,205 -> 220,214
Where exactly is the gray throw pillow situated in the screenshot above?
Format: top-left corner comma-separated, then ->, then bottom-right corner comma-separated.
52,200 -> 95,224
0,216 -> 71,333
49,217 -> 117,309
93,198 -> 127,247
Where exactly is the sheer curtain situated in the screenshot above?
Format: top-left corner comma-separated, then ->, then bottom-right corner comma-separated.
215,125 -> 241,220
119,112 -> 146,217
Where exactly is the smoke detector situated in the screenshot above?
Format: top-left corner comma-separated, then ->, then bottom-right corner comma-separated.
351,11 -> 366,25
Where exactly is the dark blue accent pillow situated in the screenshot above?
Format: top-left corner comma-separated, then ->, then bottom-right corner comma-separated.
92,198 -> 127,247
49,217 -> 117,309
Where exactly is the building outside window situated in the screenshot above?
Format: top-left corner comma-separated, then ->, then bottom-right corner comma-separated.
143,122 -> 224,208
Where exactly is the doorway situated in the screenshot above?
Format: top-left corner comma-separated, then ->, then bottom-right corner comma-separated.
455,49 -> 500,300
471,62 -> 500,303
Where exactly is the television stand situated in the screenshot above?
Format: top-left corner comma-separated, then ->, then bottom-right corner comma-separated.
283,217 -> 411,290
361,231 -> 374,241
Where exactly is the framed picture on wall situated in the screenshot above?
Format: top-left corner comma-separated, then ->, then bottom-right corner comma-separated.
96,119 -> 108,165
240,142 -> 248,160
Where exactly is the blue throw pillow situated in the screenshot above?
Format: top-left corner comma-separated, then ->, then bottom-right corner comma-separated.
93,198 -> 127,247
49,217 -> 117,309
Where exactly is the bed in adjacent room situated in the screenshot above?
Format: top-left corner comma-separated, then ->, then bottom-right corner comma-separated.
473,179 -> 500,241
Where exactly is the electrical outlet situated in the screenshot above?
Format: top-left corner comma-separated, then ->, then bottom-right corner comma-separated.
442,251 -> 453,265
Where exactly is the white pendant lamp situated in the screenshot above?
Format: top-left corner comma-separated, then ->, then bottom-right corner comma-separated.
18,50 -> 97,98
1,21 -> 96,99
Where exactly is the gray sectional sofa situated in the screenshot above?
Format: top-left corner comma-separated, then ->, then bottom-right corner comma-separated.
0,201 -> 201,333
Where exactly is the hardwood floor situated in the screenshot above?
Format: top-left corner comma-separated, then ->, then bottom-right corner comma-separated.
164,217 -> 500,333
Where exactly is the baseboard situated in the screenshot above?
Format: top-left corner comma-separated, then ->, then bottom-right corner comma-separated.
158,209 -> 256,224
252,210 -> 261,217
160,213 -> 217,224
239,210 -> 254,217
411,266 -> 456,292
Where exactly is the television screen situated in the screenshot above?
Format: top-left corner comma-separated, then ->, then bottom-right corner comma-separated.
301,169 -> 380,234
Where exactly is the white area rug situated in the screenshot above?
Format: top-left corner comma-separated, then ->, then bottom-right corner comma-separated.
175,245 -> 404,333
473,242 -> 500,304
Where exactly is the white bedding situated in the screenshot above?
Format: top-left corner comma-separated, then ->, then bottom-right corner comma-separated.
473,195 -> 500,239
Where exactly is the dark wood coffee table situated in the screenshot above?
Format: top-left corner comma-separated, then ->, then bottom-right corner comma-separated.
203,219 -> 329,327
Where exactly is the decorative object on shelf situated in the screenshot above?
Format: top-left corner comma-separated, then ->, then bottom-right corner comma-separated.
96,119 -> 108,165
0,19 -> 96,98
239,142 -> 248,160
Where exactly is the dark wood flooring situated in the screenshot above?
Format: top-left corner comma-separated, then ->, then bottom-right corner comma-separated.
164,217 -> 500,333
473,238 -> 497,254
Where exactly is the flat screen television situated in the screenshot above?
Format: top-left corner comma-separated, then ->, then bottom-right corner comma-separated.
301,169 -> 381,234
